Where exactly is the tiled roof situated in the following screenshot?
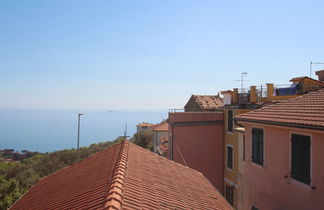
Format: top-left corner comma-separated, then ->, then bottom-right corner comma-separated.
152,122 -> 168,131
289,76 -> 324,85
11,141 -> 232,210
160,136 -> 168,143
137,122 -> 154,127
220,90 -> 233,94
289,76 -> 308,82
235,89 -> 324,129
193,95 -> 224,110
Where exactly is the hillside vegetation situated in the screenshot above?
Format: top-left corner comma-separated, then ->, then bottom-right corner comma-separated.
0,138 -> 124,210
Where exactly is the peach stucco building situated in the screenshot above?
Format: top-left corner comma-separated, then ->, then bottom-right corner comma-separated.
152,121 -> 168,155
168,111 -> 224,193
236,88 -> 324,210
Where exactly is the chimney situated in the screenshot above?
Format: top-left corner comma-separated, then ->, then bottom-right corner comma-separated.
250,86 -> 257,104
232,88 -> 238,104
266,83 -> 274,102
315,70 -> 324,82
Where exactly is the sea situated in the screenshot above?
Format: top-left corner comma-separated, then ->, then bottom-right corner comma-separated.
0,109 -> 168,153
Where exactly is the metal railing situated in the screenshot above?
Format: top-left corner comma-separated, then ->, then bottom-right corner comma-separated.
169,109 -> 185,113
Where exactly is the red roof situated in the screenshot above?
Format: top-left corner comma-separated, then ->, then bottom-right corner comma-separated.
194,95 -> 224,110
11,141 -> 232,210
152,122 -> 168,131
137,122 -> 154,127
236,89 -> 324,129
289,76 -> 324,85
185,95 -> 224,111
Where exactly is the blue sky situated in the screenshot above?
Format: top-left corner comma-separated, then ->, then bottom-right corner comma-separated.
1,0 -> 323,110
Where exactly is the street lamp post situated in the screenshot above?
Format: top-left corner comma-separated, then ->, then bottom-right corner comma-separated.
77,113 -> 85,150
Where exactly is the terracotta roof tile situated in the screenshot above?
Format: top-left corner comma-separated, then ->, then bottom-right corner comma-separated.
193,95 -> 224,110
11,141 -> 232,210
152,122 -> 168,131
236,88 -> 324,129
137,122 -> 154,127
289,76 -> 324,85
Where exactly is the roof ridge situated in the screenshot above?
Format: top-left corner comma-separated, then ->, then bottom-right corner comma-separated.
104,140 -> 129,210
238,89 -> 324,118
10,145 -> 123,209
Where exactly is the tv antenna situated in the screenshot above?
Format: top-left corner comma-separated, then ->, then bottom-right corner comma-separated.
235,72 -> 248,93
310,62 -> 324,77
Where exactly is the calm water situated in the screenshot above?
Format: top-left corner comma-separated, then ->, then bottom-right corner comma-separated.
0,109 -> 168,152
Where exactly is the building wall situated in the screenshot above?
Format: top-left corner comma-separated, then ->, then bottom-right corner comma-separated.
236,130 -> 246,210
168,112 -> 224,193
184,96 -> 203,112
242,123 -> 324,210
153,130 -> 168,153
137,126 -> 153,133
223,109 -> 250,209
302,77 -> 324,93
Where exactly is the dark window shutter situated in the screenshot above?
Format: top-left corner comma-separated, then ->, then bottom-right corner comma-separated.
252,206 -> 259,210
227,146 -> 233,169
225,185 -> 234,205
252,128 -> 263,165
291,134 -> 311,184
252,129 -> 257,162
258,129 -> 264,165
227,110 -> 233,132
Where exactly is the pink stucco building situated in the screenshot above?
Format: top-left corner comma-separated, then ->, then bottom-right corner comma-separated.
236,88 -> 324,210
168,111 -> 224,193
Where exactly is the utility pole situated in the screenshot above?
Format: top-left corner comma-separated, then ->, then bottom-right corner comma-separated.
310,62 -> 324,77
77,113 -> 85,150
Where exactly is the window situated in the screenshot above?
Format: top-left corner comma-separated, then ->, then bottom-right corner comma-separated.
252,128 -> 263,165
225,185 -> 233,205
291,134 -> 311,185
227,145 -> 233,169
227,110 -> 233,132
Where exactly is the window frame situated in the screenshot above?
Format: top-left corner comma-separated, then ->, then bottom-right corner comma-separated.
252,127 -> 264,166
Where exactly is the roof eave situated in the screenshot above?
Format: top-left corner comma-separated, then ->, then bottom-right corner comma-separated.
235,117 -> 324,131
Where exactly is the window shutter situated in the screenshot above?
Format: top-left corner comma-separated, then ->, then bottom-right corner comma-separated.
291,134 -> 311,184
227,146 -> 233,169
252,129 -> 257,161
258,129 -> 264,165
227,110 -> 233,132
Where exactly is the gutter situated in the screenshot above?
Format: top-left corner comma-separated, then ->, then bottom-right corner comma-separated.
235,117 -> 324,131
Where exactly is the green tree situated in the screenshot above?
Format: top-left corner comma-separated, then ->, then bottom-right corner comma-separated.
132,130 -> 153,151
0,176 -> 22,210
0,137 -> 123,209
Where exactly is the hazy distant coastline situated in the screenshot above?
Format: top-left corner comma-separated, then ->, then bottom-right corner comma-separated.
0,109 -> 167,153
